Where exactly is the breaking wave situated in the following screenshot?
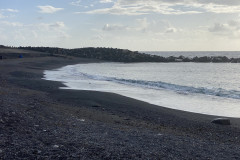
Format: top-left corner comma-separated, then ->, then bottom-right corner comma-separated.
76,71 -> 240,100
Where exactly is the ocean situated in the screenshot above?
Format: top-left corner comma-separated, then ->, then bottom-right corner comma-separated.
43,51 -> 240,118
143,51 -> 240,58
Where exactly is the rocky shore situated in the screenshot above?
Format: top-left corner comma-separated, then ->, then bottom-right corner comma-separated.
1,49 -> 240,159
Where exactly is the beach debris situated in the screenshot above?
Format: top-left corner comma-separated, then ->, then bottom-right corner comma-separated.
211,118 -> 231,125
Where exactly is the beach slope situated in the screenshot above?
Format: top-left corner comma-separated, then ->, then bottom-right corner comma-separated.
1,48 -> 240,159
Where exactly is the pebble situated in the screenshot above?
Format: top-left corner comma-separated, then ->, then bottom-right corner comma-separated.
0,149 -> 2,153
78,119 -> 85,122
211,118 -> 231,125
53,145 -> 59,148
0,119 -> 4,123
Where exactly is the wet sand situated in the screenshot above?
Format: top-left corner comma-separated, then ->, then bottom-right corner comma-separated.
1,52 -> 240,159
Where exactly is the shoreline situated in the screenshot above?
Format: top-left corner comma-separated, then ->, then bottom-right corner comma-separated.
44,61 -> 240,119
1,56 -> 240,159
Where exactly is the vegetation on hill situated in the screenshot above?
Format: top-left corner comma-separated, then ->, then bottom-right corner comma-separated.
18,46 -> 240,63
1,45 -> 240,63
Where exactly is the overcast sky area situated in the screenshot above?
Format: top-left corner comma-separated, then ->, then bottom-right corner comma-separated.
0,0 -> 240,51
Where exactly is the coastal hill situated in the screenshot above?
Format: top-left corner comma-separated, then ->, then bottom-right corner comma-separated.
0,45 -> 49,59
1,45 -> 240,63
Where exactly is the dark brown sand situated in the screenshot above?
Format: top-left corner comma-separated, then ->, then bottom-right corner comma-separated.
1,49 -> 240,159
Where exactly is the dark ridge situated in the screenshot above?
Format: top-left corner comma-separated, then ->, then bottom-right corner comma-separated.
0,45 -> 9,48
2,45 -> 240,63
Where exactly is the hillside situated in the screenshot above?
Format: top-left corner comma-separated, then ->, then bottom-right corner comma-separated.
0,46 -> 49,59
1,45 -> 240,63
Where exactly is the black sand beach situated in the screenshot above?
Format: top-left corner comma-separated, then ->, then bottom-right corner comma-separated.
1,49 -> 240,159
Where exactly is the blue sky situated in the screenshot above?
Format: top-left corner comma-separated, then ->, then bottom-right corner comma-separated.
0,0 -> 240,51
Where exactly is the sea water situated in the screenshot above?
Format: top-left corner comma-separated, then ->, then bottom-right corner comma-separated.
43,59 -> 240,118
144,51 -> 240,58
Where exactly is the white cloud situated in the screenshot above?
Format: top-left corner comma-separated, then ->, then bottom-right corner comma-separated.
91,34 -> 104,40
0,21 -> 70,47
100,0 -> 112,3
49,22 -> 65,28
209,23 -> 230,32
203,4 -> 240,13
118,0 -> 240,6
2,9 -> 19,12
0,21 -> 66,30
133,18 -> 179,34
84,1 -> 202,15
0,8 -> 19,19
98,18 -> 179,37
0,21 -> 23,27
102,24 -> 127,31
38,5 -> 64,14
83,0 -> 240,15
70,0 -> 82,7
209,21 -> 240,37
165,27 -> 177,33
0,13 -> 5,19
199,0 -> 240,6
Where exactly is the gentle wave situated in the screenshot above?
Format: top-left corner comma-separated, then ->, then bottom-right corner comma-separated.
76,71 -> 240,100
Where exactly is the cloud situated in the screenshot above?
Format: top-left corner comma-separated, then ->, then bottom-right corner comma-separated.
0,21 -> 66,31
203,4 -> 240,13
117,0 -> 240,6
165,27 -> 177,33
91,34 -> 104,40
102,24 -> 127,31
0,8 -> 19,19
0,20 -> 70,47
99,18 -> 179,38
133,18 -> 179,35
70,0 -> 82,7
0,21 -> 23,27
0,13 -> 5,19
84,1 -> 202,15
0,20 -> 68,36
83,0 -> 240,15
2,9 -> 19,12
209,23 -> 229,32
199,0 -> 240,6
49,22 -> 65,28
38,5 -> 64,14
209,21 -> 240,37
100,0 -> 112,3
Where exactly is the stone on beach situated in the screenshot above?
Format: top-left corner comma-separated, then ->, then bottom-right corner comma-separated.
53,145 -> 59,148
211,118 -> 231,125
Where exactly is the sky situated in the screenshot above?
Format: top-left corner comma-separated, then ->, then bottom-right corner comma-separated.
0,0 -> 240,51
